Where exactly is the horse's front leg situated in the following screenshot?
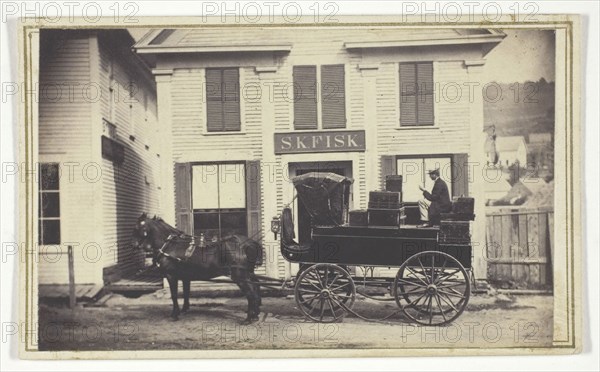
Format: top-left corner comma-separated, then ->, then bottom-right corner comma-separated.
166,275 -> 180,320
181,279 -> 191,313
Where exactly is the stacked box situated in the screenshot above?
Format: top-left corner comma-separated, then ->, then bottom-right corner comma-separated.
348,210 -> 369,227
385,175 -> 403,193
368,207 -> 406,227
368,191 -> 403,209
452,197 -> 475,215
439,220 -> 471,244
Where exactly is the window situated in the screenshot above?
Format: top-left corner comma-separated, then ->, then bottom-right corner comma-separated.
399,62 -> 434,126
192,163 -> 247,240
39,163 -> 60,245
396,157 -> 452,202
205,68 -> 241,132
293,65 -> 346,130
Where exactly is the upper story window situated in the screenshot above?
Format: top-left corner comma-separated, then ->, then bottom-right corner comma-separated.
293,64 -> 346,130
399,62 -> 434,127
205,68 -> 241,132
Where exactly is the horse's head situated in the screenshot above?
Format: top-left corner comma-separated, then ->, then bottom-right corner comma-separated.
131,212 -> 155,253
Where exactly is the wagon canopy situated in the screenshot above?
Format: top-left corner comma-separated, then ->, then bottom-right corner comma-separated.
291,172 -> 353,226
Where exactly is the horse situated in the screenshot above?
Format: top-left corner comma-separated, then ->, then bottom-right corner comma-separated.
131,213 -> 263,324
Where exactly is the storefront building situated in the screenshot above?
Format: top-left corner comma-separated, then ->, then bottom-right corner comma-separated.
134,27 -> 505,279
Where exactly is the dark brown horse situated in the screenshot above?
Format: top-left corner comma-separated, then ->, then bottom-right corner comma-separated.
131,213 -> 263,324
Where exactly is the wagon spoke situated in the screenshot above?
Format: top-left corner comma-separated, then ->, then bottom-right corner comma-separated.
427,295 -> 434,325
396,287 -> 427,296
436,281 -> 466,289
430,254 -> 435,284
395,277 -> 427,288
308,297 -> 321,314
298,288 -> 321,295
327,298 -> 337,318
435,269 -> 461,283
437,289 -> 466,299
434,258 -> 448,284
330,282 -> 351,292
328,273 -> 341,288
417,258 -> 428,283
434,294 -> 448,322
298,293 -> 320,305
438,291 -> 459,312
405,266 -> 429,286
318,299 -> 326,321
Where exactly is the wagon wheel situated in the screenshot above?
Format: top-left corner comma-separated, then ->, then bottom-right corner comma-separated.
295,263 -> 356,323
393,251 -> 470,326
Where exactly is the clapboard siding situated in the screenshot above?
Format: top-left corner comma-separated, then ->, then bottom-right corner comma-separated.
170,68 -> 263,160
96,34 -> 161,278
38,33 -> 98,284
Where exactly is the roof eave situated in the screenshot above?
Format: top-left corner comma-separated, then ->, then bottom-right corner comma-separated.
344,33 -> 506,50
134,44 -> 293,54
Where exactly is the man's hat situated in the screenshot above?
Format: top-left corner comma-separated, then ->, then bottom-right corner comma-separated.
427,168 -> 440,175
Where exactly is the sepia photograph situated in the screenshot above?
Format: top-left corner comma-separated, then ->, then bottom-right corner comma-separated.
2,3 -> 591,366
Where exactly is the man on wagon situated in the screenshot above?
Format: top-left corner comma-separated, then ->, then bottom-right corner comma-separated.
418,168 -> 452,227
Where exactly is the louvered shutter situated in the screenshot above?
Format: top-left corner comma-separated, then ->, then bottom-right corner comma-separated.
321,64 -> 346,129
175,163 -> 193,234
380,155 -> 397,190
245,160 -> 262,243
416,63 -> 434,125
451,153 -> 469,198
400,62 -> 434,126
222,68 -> 241,131
206,69 -> 224,132
293,66 -> 318,130
399,64 -> 417,126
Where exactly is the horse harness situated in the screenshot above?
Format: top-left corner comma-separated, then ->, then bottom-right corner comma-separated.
154,233 -> 249,270
155,233 -> 199,265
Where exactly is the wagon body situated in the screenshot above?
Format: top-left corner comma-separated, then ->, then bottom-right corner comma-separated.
284,225 -> 472,269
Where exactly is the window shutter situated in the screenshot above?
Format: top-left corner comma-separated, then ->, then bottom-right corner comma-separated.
451,153 -> 469,198
380,155 -> 397,190
400,62 -> 434,126
206,69 -> 224,132
321,64 -> 346,129
416,63 -> 434,125
222,68 -> 241,131
245,160 -> 262,243
293,66 -> 318,130
175,162 -> 193,234
399,64 -> 417,126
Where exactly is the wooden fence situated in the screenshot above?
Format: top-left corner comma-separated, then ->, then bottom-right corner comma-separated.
485,207 -> 554,289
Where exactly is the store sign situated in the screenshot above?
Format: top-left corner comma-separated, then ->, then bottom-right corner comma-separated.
274,130 -> 366,154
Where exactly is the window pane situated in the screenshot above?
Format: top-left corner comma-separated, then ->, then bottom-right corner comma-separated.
39,219 -> 60,245
397,158 -> 424,202
40,163 -> 59,190
194,211 -> 220,240
218,164 -> 246,209
40,192 -> 60,218
192,165 -> 219,209
424,157 -> 453,196
220,211 -> 248,236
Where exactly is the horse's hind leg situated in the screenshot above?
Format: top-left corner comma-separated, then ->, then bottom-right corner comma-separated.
181,280 -> 190,313
166,275 -> 180,320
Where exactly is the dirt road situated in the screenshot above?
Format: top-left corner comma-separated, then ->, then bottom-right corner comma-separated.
38,292 -> 553,351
